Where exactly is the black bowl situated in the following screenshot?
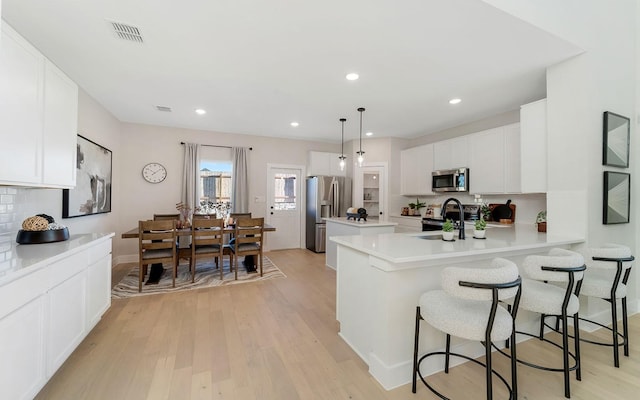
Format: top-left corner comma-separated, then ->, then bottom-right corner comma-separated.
16,228 -> 69,244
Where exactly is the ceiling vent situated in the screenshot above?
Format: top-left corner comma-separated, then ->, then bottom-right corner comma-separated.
155,106 -> 172,112
107,20 -> 144,43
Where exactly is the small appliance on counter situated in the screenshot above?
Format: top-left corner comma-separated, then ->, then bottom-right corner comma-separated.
422,203 -> 480,231
16,214 -> 69,244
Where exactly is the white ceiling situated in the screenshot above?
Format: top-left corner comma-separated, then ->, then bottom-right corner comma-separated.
2,0 -> 582,143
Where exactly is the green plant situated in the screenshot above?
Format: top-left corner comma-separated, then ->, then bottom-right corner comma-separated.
442,219 -> 454,232
535,211 -> 547,224
474,218 -> 487,231
409,198 -> 426,210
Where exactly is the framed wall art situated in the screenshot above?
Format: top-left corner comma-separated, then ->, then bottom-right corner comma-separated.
63,135 -> 112,218
603,111 -> 630,168
603,171 -> 630,224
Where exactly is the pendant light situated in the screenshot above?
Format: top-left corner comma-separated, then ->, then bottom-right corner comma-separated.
338,118 -> 347,171
356,107 -> 366,167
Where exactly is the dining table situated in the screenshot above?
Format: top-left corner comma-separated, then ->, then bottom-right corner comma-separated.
121,223 -> 276,283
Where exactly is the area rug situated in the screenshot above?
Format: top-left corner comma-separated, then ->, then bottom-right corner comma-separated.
111,256 -> 285,299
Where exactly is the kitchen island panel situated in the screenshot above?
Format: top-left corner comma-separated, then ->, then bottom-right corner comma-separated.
332,225 -> 584,390
325,217 -> 396,269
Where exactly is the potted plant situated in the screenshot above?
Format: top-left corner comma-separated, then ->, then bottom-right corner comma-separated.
408,198 -> 426,216
474,217 -> 487,239
442,219 -> 455,241
535,211 -> 547,233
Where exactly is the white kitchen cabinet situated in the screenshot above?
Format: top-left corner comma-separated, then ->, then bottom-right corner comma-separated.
0,22 -> 78,188
433,136 -> 468,170
520,99 -> 547,193
400,144 -> 434,195
353,164 -> 387,220
47,265 -> 87,375
468,123 -> 521,194
0,22 -> 44,185
0,234 -> 113,400
43,61 -> 78,187
0,295 -> 47,400
308,151 -> 346,177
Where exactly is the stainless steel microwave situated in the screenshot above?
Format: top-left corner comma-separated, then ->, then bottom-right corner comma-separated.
431,167 -> 469,192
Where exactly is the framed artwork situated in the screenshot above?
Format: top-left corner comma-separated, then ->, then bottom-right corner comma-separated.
63,135 -> 112,218
603,111 -> 630,168
603,171 -> 630,224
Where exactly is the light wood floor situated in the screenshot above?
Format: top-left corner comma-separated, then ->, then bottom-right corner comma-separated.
36,249 -> 640,399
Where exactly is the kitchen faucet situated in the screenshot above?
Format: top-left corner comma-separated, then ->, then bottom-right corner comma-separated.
441,197 -> 465,240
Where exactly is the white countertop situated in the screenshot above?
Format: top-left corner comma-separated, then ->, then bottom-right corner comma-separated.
323,217 -> 397,228
330,224 -> 583,266
0,232 -> 115,286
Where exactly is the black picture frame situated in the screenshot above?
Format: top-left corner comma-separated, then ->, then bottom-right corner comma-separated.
603,111 -> 630,168
62,135 -> 112,218
603,171 -> 630,224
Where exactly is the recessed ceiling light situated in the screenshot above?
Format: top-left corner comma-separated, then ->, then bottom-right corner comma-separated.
346,73 -> 359,81
449,98 -> 462,105
290,122 -> 299,127
195,108 -> 206,115
365,131 -> 373,136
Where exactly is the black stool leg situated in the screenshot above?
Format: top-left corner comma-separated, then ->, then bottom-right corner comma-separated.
539,314 -> 546,340
561,313 -> 571,398
412,307 -> 421,393
485,339 -> 493,400
510,329 -> 518,400
622,297 -> 629,357
445,334 -> 451,373
611,297 -> 620,367
573,313 -> 581,381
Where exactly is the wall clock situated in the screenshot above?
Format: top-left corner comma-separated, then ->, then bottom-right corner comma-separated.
142,162 -> 167,183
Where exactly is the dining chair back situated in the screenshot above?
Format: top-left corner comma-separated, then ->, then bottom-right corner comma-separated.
230,217 -> 264,279
153,213 -> 180,221
138,219 -> 177,291
190,218 -> 225,281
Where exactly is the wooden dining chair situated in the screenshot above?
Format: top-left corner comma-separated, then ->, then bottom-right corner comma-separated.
224,212 -> 252,266
190,217 -> 225,281
154,213 -> 189,266
138,219 -> 177,291
229,217 -> 264,279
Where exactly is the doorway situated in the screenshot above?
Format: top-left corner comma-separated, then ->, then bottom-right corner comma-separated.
266,164 -> 303,250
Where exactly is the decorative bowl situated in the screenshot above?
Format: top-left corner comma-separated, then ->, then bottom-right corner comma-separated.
16,228 -> 70,244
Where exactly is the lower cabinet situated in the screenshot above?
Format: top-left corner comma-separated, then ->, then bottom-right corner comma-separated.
0,236 -> 112,400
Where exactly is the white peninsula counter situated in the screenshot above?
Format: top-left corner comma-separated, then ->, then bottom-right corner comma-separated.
324,217 -> 396,269
330,225 -> 583,390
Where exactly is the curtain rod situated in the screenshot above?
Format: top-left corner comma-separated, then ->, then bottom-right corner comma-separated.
180,142 -> 252,150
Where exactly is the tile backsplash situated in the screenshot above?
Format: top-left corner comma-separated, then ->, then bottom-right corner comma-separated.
0,186 -> 63,237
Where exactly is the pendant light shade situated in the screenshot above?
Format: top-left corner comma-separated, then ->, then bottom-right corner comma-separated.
338,118 -> 347,171
356,107 -> 365,167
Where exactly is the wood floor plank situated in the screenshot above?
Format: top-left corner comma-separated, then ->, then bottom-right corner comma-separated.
33,248 -> 640,400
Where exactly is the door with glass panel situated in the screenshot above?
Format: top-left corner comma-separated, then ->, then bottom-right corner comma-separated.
266,165 -> 302,250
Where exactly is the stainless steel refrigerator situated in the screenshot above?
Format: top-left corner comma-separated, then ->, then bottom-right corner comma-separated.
306,176 -> 351,253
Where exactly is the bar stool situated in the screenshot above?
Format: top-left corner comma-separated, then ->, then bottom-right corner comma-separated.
578,244 -> 634,367
510,248 -> 585,399
412,258 -> 522,400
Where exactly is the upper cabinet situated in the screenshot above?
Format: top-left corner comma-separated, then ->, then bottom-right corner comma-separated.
307,151 -> 346,177
519,99 -> 547,193
400,144 -> 434,195
468,124 -> 521,194
433,136 -> 468,170
0,23 -> 78,188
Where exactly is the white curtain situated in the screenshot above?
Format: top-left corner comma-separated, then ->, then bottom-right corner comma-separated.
181,142 -> 201,213
232,147 -> 249,212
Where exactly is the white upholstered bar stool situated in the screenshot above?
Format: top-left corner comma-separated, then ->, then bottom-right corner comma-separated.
579,244 -> 634,367
514,248 -> 585,399
412,258 -> 522,400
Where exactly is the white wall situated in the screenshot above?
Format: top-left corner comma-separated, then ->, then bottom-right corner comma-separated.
485,0 -> 639,308
115,123 -> 339,260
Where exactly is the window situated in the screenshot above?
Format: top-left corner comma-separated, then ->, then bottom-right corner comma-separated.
273,173 -> 297,210
199,160 -> 232,213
